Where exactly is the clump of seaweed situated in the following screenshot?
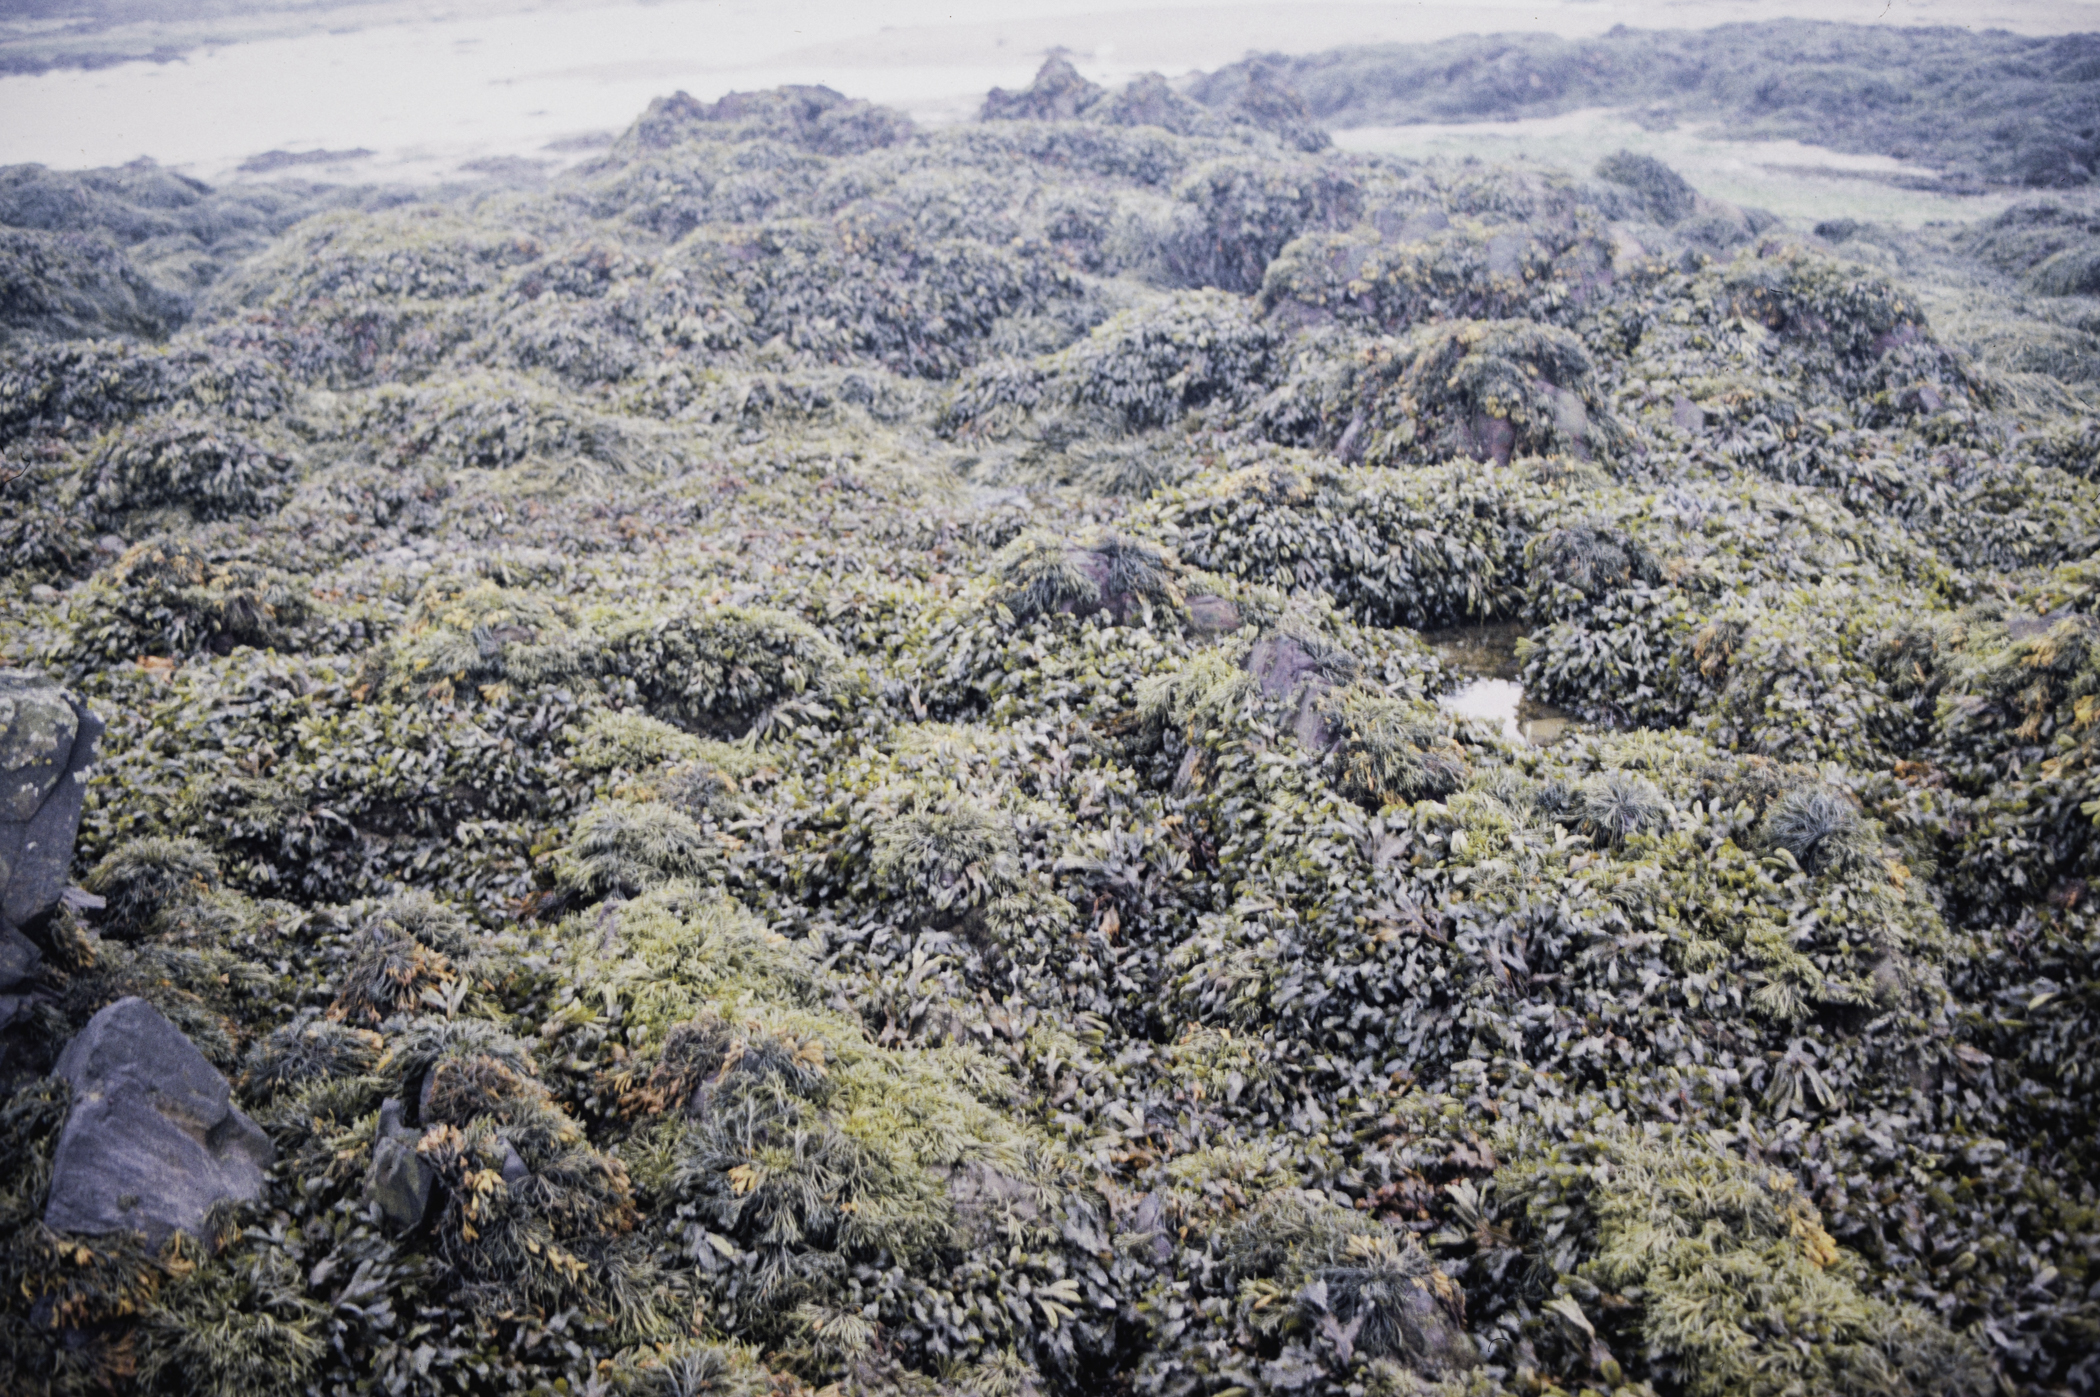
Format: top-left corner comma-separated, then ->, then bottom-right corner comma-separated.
556,802 -> 722,900
1500,1125 -> 1992,1397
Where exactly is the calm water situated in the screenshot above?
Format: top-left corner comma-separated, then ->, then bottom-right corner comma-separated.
1,0 -> 2087,183
1425,623 -> 1576,747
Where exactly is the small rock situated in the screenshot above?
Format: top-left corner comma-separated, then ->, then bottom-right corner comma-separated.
28,585 -> 57,604
1186,594 -> 1243,636
1244,633 -> 1347,753
366,1096 -> 436,1232
0,924 -> 41,992
44,997 -> 273,1244
95,534 -> 126,554
1131,1191 -> 1173,1264
0,669 -> 105,930
939,1159 -> 1041,1241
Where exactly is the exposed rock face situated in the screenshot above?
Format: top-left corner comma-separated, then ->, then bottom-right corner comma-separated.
44,997 -> 273,1243
0,669 -> 103,931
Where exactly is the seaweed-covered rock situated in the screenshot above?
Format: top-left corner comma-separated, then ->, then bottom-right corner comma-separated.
982,56 -> 1108,123
0,668 -> 101,931
82,835 -> 219,940
63,539 -> 311,663
43,996 -> 272,1243
0,228 -> 189,347
1595,149 -> 1697,224
992,531 -> 1184,625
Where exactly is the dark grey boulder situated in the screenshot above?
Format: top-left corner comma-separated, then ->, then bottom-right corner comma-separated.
44,997 -> 272,1243
366,1096 -> 436,1232
0,669 -> 104,931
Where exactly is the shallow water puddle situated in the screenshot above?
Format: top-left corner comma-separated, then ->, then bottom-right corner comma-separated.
1422,623 -> 1576,746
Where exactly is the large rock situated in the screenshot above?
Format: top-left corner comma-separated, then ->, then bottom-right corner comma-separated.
44,997 -> 273,1243
0,669 -> 103,931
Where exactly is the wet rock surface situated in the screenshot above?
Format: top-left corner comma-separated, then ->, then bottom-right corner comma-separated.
44,997 -> 272,1243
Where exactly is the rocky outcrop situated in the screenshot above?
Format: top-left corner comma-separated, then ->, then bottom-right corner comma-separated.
981,55 -> 1107,123
43,997 -> 273,1243
0,668 -> 103,932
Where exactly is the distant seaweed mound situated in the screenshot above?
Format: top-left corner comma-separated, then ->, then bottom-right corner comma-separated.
0,160 -> 373,348
1,50 -> 2099,1397
1196,20 -> 2100,187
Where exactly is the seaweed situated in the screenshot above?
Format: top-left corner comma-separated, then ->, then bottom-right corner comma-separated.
4,50 -> 2100,1397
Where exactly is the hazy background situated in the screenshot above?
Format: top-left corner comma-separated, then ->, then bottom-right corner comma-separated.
3,0 -> 2098,193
